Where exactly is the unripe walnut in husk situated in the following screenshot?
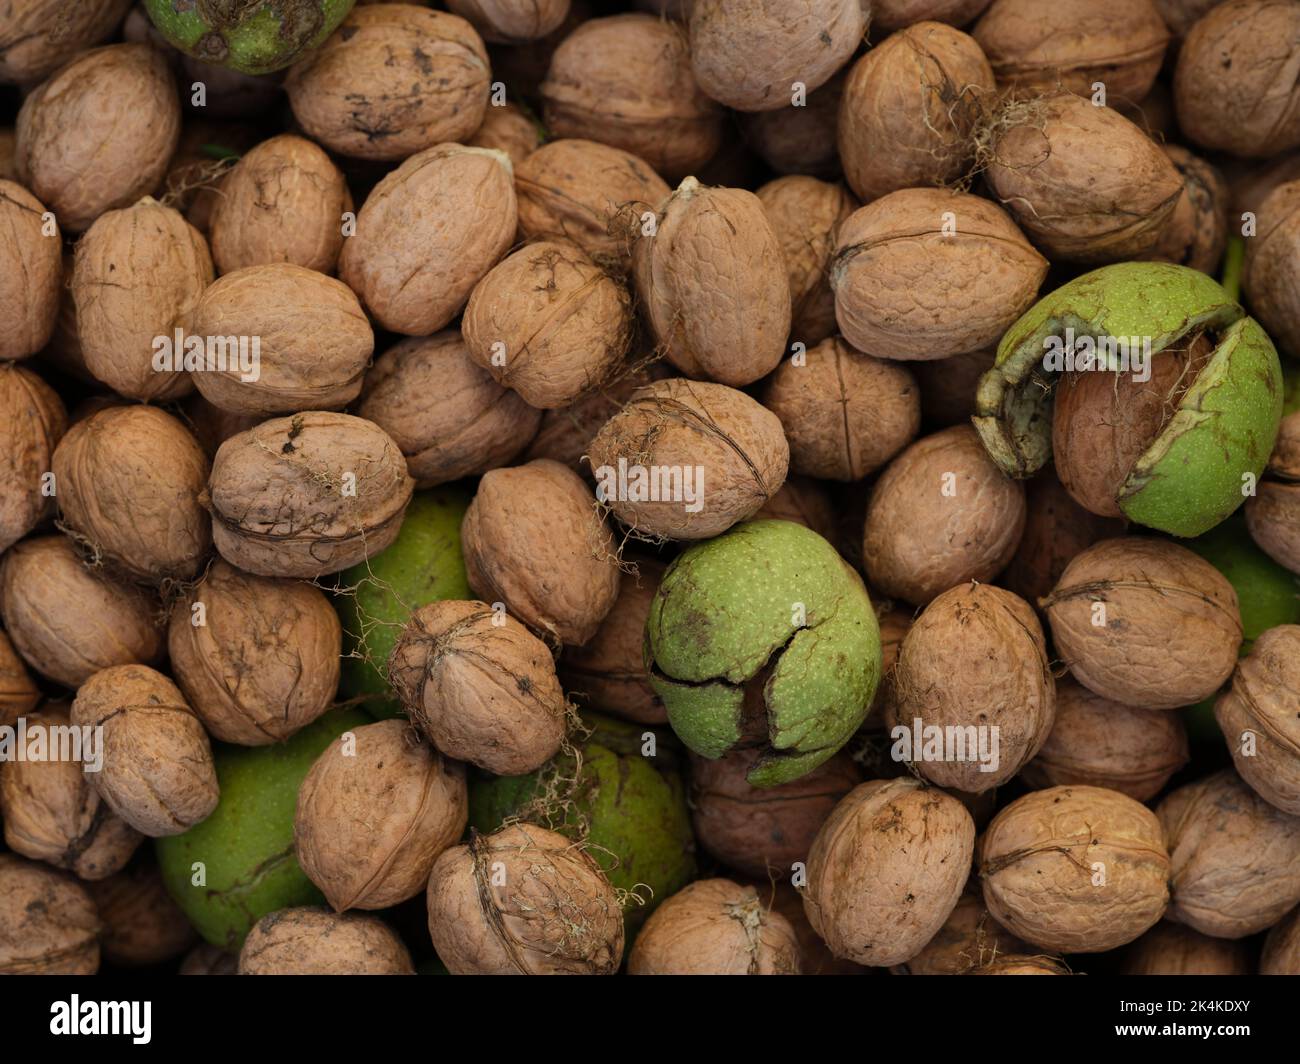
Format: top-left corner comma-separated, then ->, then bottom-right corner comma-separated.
87,863 -> 197,968
1144,145 -> 1228,276
0,703 -> 143,879
463,241 -> 633,409
803,778 -> 975,967
873,0 -> 993,31
1175,0 -> 1300,159
338,144 -> 516,336
743,76 -> 844,180
628,878 -> 801,975
1244,180 -> 1300,360
1122,921 -> 1254,976
0,855 -> 100,974
890,583 -> 1054,792
985,94 -> 1183,263
0,536 -> 164,688
634,178 -> 791,386
358,332 -> 541,489
205,412 -> 415,579
838,21 -> 994,203
541,15 -> 722,180
72,664 -> 219,838
0,363 -> 66,552
468,102 -> 543,166
15,44 -> 180,233
973,0 -> 1168,102
189,263 -> 373,416
461,459 -> 620,646
239,907 -> 414,975
1022,679 -> 1189,801
0,180 -> 61,361
390,600 -> 566,775
688,0 -> 866,112
295,719 -> 468,911
52,405 -> 211,584
446,0 -> 571,42
1215,625 -> 1300,815
209,134 -> 351,275
831,188 -> 1047,361
1262,906 -> 1300,975
426,822 -> 624,975
1246,409 -> 1300,573
1158,769 -> 1300,938
167,560 -> 341,746
515,139 -> 670,269
588,378 -> 790,541
891,887 -> 1031,975
756,176 -> 858,347
72,197 -> 213,402
762,337 -> 920,482
285,6 -> 489,161
0,0 -> 132,84
980,785 -> 1170,953
863,425 -> 1027,606
1042,537 -> 1243,710
0,630 -> 39,727
691,749 -> 860,879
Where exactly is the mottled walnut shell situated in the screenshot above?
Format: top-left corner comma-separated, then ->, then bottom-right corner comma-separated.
167,559 -> 341,746
178,942 -> 238,976
839,21 -> 993,203
980,785 -> 1170,952
1158,769 -> 1300,938
862,425 -> 1027,606
1262,906 -> 1300,975
524,365 -> 660,473
338,144 -> 517,335
1246,410 -> 1300,572
461,459 -> 621,646
969,954 -> 1071,974
71,664 -> 219,838
181,395 -> 262,460
189,263 -> 373,416
426,822 -> 624,975
541,14 -> 722,180
15,44 -> 180,232
469,102 -> 543,167
688,0 -> 867,112
742,76 -> 844,179
295,719 -> 468,911
0,854 -> 100,974
0,364 -> 66,552
72,197 -> 213,401
0,629 -> 40,727
755,476 -> 837,542
0,127 -> 13,179
986,93 -> 1183,262
239,907 -> 414,975
1244,180 -> 1300,360
285,6 -> 489,161
447,0 -> 572,42
358,331 -> 541,489
1122,921 -> 1253,976
0,702 -> 143,879
0,0 -> 133,84
86,863 -> 197,967
1042,537 -> 1243,710
0,180 -> 61,360
0,536 -> 164,688
803,778 -> 975,967
756,878 -> 861,975
1143,145 -> 1228,275
588,378 -> 790,540
873,0 -> 994,32
205,412 -> 415,579
831,188 -> 1047,361
891,887 -> 1031,975
52,404 -> 211,584
209,134 -> 351,275
628,878 -> 801,975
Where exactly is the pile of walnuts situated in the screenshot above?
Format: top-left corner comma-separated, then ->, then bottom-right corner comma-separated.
3,0 -> 1300,982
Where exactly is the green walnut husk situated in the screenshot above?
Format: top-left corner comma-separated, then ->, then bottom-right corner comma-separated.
974,262 -> 1283,537
467,712 -> 694,936
645,519 -> 881,788
333,487 -> 471,720
144,0 -> 355,75
155,706 -> 368,950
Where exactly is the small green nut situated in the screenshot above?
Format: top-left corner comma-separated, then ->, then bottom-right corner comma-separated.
155,706 -> 369,950
645,520 -> 881,788
467,713 -> 695,935
333,487 -> 471,720
144,0 -> 355,75
974,261 -> 1283,537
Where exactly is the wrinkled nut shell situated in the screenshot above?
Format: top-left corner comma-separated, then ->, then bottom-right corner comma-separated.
0,363 -> 66,552
980,785 -> 1170,953
295,719 -> 468,911
86,863 -> 196,967
0,180 -> 61,360
524,366 -> 662,473
892,889 -> 1031,975
1123,921 -> 1253,976
468,102 -> 543,166
1144,144 -> 1228,276
0,854 -> 100,974
238,907 -> 414,975
1262,906 -> 1300,975
873,0 -> 996,32
446,0 -> 572,43
0,629 -> 40,728
0,0 -> 133,84
742,76 -> 844,179
1244,180 -> 1300,360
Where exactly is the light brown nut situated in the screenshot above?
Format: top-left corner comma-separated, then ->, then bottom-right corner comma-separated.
178,943 -> 238,976
523,365 -> 662,473
0,180 -> 61,360
0,363 -> 66,553
285,6 -> 489,161
1042,537 -> 1243,710
0,0 -> 133,85
426,823 -> 624,975
0,854 -> 100,974
742,76 -> 844,180
468,102 -> 543,167
803,778 -> 975,967
1246,411 -> 1300,571
980,784 -> 1170,952
86,863 -> 197,967
891,887 -> 1031,975
446,0 -> 572,42
1153,0 -> 1224,39
71,664 -> 219,838
1262,906 -> 1300,974
754,476 -> 837,542
238,907 -> 414,975
1244,180 -> 1300,360
873,0 -> 994,32
0,629 -> 40,728
1122,921 -> 1254,976
204,412 -> 414,579
295,719 -> 468,911
1143,145 -> 1228,276
15,44 -> 180,232
338,143 -> 517,335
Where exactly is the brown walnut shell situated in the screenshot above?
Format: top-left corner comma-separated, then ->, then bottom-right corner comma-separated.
0,854 -> 100,974
1143,144 -> 1228,276
1246,410 -> 1300,572
872,0 -> 994,32
1262,906 -> 1300,975
523,365 -> 661,473
891,887 -> 1031,975
0,179 -> 61,360
755,476 -> 838,542
1244,179 -> 1300,360
0,363 -> 66,552
742,76 -> 844,180
1122,921 -> 1254,976
0,629 -> 40,727
468,102 -> 543,166
446,0 -> 572,43
238,907 -> 414,975
178,942 -> 239,975
86,862 -> 197,967
0,0 -> 133,85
